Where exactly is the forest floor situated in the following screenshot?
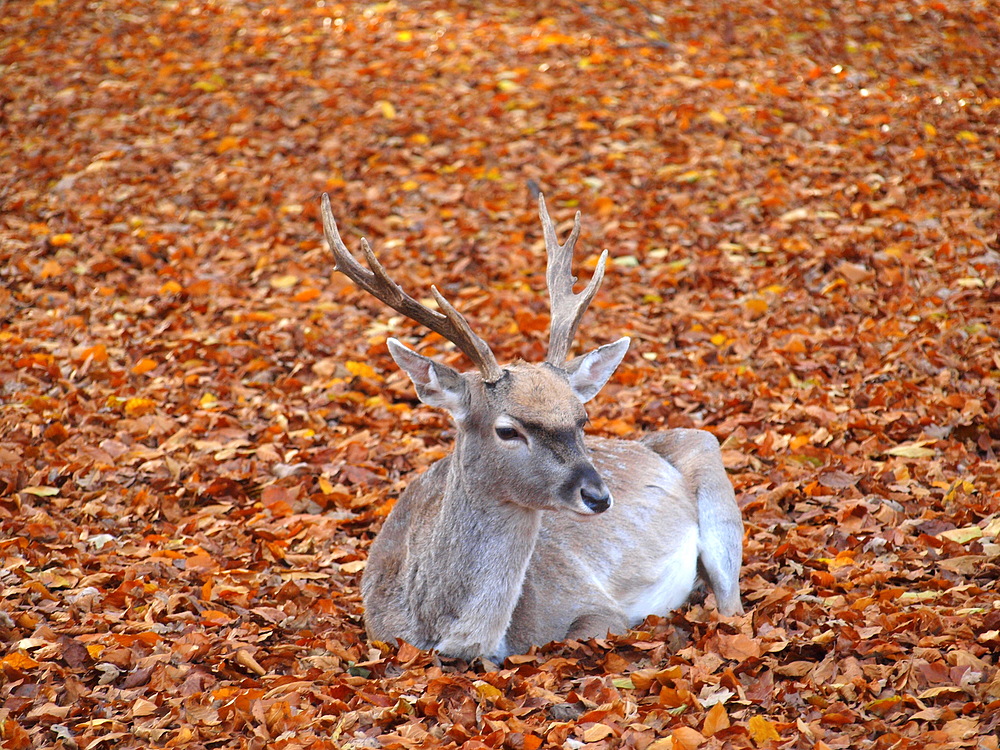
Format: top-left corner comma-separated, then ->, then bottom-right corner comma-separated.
2,1 -> 999,748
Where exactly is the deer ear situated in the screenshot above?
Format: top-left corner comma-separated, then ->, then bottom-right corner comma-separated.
564,337 -> 630,403
387,338 -> 469,418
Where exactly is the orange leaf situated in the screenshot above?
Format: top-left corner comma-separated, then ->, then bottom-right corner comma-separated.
185,279 -> 212,296
780,335 -> 807,354
49,233 -> 73,247
718,633 -> 761,661
671,726 -> 706,750
293,287 -> 321,302
703,702 -> 730,735
131,358 -> 157,374
201,609 -> 232,626
79,344 -> 109,363
1,652 -> 41,672
39,259 -> 63,279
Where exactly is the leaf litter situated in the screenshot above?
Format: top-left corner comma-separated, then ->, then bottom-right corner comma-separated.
1,0 -> 999,748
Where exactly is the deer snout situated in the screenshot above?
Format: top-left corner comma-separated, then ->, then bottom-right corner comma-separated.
572,464 -> 612,514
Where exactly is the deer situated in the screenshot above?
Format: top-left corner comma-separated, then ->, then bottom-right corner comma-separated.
321,192 -> 744,660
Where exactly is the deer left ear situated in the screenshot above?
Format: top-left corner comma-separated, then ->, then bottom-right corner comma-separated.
564,337 -> 630,402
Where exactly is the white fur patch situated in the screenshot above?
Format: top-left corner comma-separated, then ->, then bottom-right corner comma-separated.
622,523 -> 699,625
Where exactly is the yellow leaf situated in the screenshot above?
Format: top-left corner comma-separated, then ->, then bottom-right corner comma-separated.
318,477 -> 335,495
270,274 -> 299,289
956,277 -> 984,289
984,516 -> 1000,538
886,441 -> 936,458
706,109 -> 727,124
956,130 -> 979,143
346,360 -> 378,379
923,123 -> 937,138
159,280 -> 183,295
199,393 -> 218,408
748,715 -> 781,744
124,397 -> 157,417
377,100 -> 396,119
710,333 -> 729,347
192,74 -> 225,92
86,644 -> 105,659
49,233 -> 74,247
745,298 -> 768,316
674,169 -> 715,183
401,180 -> 419,191
22,486 -> 59,497
937,525 -> 983,544
215,135 -> 241,154
474,681 -> 503,702
497,79 -> 520,92
396,30 -> 413,42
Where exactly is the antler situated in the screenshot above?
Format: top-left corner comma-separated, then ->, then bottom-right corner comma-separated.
538,194 -> 609,366
321,193 -> 503,382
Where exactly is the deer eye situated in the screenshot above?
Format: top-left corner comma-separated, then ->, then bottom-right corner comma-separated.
495,426 -> 522,442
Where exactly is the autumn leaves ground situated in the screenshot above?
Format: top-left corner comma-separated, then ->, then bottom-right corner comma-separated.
2,0 -> 999,748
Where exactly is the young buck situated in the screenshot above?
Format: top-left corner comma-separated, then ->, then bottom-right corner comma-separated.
321,193 -> 744,660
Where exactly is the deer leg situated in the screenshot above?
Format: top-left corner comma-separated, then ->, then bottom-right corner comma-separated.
566,607 -> 630,641
642,429 -> 744,615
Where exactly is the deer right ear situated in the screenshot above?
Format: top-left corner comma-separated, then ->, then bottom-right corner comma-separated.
387,338 -> 469,419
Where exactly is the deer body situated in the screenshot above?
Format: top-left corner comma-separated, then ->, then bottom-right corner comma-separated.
322,194 -> 744,660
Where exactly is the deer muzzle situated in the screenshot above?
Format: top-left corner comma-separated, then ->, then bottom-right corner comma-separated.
568,463 -> 612,514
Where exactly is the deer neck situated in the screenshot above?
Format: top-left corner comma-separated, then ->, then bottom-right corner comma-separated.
415,439 -> 542,658
441,438 -> 543,571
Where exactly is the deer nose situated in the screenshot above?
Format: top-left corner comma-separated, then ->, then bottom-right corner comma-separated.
578,465 -> 612,513
580,484 -> 611,513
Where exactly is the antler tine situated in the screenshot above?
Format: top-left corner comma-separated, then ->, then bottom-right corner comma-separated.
321,194 -> 503,382
538,194 -> 609,365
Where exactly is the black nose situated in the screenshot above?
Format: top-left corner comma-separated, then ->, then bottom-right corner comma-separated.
580,484 -> 611,513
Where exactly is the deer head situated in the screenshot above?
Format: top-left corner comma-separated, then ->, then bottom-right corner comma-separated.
321,193 -> 629,515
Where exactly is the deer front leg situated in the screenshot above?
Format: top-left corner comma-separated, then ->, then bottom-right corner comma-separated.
642,429 -> 744,615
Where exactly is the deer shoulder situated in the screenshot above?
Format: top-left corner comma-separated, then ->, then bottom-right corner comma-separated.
322,193 -> 744,660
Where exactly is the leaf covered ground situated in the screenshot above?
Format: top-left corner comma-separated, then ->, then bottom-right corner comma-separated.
2,0 -> 999,748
